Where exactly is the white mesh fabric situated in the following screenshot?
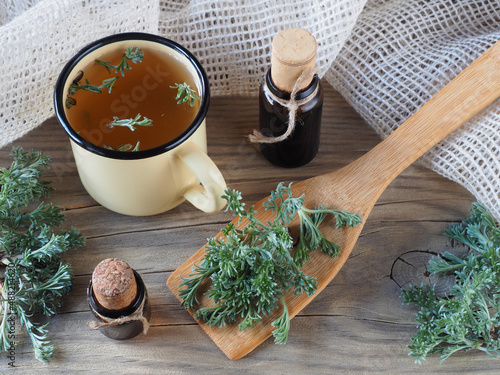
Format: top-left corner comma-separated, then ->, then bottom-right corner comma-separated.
0,0 -> 43,25
158,0 -> 367,96
1,0 -> 499,219
326,0 -> 500,219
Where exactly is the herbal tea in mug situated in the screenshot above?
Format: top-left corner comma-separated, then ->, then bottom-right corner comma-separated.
54,33 -> 227,216
65,44 -> 200,152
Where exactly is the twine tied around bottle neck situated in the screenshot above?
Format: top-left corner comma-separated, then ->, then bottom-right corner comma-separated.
249,68 -> 318,144
89,297 -> 149,335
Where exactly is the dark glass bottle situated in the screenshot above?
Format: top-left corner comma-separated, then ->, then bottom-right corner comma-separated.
88,259 -> 151,340
259,69 -> 323,168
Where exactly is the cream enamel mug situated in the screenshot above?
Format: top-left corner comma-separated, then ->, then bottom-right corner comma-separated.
54,33 -> 226,216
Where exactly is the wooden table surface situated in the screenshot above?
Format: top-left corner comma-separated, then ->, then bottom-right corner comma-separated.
1,83 -> 495,374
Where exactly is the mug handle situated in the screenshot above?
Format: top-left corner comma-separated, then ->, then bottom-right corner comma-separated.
175,140 -> 227,213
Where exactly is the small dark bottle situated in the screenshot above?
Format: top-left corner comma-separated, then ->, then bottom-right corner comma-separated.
258,28 -> 323,168
88,258 -> 151,340
259,71 -> 323,167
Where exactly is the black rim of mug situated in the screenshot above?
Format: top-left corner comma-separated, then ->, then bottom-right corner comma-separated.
53,32 -> 210,160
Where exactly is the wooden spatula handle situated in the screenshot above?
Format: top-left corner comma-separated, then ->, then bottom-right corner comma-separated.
340,39 -> 500,196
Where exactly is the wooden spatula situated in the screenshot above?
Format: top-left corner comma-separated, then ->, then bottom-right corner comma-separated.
167,39 -> 500,360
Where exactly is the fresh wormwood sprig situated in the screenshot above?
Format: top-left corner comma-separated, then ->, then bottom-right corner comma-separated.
0,147 -> 84,362
402,202 -> 500,363
179,183 -> 362,344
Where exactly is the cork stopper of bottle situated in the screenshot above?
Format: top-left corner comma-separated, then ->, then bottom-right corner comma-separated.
271,28 -> 317,93
92,258 -> 138,311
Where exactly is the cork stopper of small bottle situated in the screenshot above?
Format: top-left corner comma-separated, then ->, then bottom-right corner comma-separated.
92,258 -> 138,311
271,28 -> 318,93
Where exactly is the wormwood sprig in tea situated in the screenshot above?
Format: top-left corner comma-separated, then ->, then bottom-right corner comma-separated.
106,114 -> 153,132
103,141 -> 140,152
68,77 -> 119,96
179,183 -> 362,344
65,47 -> 144,108
170,82 -> 200,107
95,46 -> 144,76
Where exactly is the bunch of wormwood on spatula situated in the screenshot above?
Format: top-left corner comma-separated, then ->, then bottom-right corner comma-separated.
0,147 -> 84,362
403,202 -> 500,363
179,183 -> 362,344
